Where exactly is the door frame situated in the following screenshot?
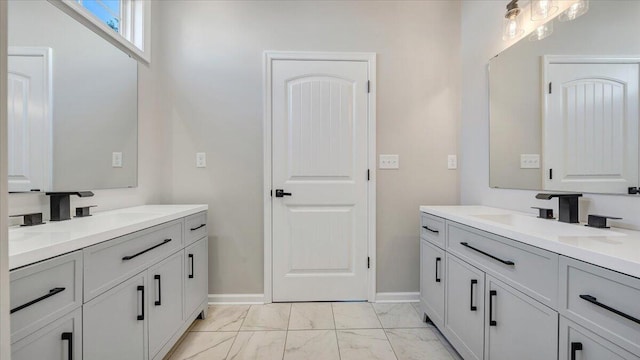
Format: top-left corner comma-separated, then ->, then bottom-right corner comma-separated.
1,1 -> 10,357
541,55 -> 640,191
263,51 -> 377,303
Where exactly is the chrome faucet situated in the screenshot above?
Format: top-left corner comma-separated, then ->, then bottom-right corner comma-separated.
535,193 -> 583,224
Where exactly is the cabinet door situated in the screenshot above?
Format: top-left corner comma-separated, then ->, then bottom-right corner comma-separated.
184,237 -> 208,320
559,317 -> 640,360
420,239 -> 445,328
148,251 -> 184,359
485,276 -> 558,360
12,307 -> 82,360
83,272 -> 147,360
445,253 -> 485,360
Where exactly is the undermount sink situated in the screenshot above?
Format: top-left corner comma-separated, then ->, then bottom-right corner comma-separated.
471,213 -> 623,238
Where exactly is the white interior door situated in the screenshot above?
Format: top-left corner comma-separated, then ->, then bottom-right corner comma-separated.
7,48 -> 52,192
544,61 -> 639,193
271,59 -> 369,302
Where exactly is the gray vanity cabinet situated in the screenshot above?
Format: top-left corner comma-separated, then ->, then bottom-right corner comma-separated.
11,307 -> 82,360
184,237 -> 209,320
444,253 -> 485,360
148,251 -> 184,359
420,239 -> 445,328
484,275 -> 558,360
83,272 -> 148,360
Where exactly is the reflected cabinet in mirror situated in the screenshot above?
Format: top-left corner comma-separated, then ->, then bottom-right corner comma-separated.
7,0 -> 138,192
489,0 -> 640,195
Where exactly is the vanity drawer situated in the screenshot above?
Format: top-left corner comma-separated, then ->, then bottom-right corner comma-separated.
84,219 -> 183,302
447,222 -> 558,308
420,212 -> 446,248
560,256 -> 640,354
559,317 -> 640,360
184,211 -> 207,246
10,251 -> 82,343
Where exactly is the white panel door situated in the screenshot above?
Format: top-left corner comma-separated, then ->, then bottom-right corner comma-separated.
545,62 -> 639,193
7,48 -> 51,192
272,60 -> 369,302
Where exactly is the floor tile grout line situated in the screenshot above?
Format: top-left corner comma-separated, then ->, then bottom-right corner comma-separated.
371,302 -> 400,360
331,303 -> 342,360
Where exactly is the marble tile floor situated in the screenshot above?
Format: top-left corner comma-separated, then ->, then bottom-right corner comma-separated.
165,302 -> 462,360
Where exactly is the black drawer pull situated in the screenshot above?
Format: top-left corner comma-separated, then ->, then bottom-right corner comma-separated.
460,242 -> 515,266
154,275 -> 162,306
422,225 -> 439,234
62,332 -> 73,360
570,342 -> 582,360
190,224 -> 206,231
188,254 -> 195,279
137,285 -> 145,320
470,279 -> 478,311
435,257 -> 441,283
10,287 -> 66,314
579,294 -> 640,325
489,290 -> 497,326
122,239 -> 172,261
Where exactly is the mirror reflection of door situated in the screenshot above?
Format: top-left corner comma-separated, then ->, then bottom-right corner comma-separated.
7,47 -> 52,193
544,57 -> 640,194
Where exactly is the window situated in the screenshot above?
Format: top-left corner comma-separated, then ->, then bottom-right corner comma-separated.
77,0 -> 121,33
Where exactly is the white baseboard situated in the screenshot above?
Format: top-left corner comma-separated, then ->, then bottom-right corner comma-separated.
208,294 -> 265,305
375,292 -> 420,303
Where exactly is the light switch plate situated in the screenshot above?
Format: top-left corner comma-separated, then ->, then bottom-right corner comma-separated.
520,154 -> 540,169
447,155 -> 457,170
196,152 -> 207,168
379,154 -> 399,169
112,152 -> 123,168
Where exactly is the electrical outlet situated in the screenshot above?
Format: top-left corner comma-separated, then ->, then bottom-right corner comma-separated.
196,152 -> 207,168
379,154 -> 399,169
447,155 -> 457,170
112,152 -> 123,168
520,154 -> 540,169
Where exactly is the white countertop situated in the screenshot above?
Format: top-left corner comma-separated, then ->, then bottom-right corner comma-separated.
9,204 -> 208,270
420,205 -> 640,279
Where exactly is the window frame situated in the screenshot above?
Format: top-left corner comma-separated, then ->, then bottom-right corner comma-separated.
47,0 -> 151,64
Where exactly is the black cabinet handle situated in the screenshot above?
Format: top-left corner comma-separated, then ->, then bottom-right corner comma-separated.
137,285 -> 144,320
154,275 -> 162,306
460,242 -> 515,266
579,294 -> 640,325
190,224 -> 206,231
470,279 -> 478,311
422,225 -> 439,234
489,290 -> 497,326
275,189 -> 292,197
122,239 -> 172,261
570,342 -> 582,360
10,287 -> 65,314
61,332 -> 73,360
189,254 -> 195,279
435,257 -> 441,283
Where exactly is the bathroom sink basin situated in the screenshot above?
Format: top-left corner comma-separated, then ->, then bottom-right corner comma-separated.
471,213 -> 623,238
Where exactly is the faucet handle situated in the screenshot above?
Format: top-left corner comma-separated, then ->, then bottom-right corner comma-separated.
531,207 -> 554,219
586,215 -> 622,229
75,205 -> 97,218
10,213 -> 45,226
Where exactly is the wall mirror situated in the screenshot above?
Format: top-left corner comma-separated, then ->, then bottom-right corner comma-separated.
7,0 -> 138,193
489,0 -> 640,195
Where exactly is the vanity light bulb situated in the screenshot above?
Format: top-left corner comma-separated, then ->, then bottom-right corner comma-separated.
558,0 -> 589,22
529,21 -> 553,41
531,0 -> 558,21
503,16 -> 523,40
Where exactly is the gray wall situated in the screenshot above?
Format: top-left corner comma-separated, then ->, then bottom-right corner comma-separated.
461,0 -> 640,230
154,0 -> 461,295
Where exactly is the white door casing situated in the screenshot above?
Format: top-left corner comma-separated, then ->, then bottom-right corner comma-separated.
7,47 -> 52,193
543,56 -> 640,194
264,52 -> 376,303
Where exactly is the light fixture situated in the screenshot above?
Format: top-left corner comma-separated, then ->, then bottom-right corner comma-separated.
503,0 -> 524,40
558,0 -> 589,22
529,21 -> 554,41
531,0 -> 558,21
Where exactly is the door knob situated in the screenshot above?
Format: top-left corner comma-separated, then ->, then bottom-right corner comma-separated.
275,189 -> 292,198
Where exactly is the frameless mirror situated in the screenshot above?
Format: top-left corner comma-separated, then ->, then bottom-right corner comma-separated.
7,0 -> 137,192
489,0 -> 640,195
